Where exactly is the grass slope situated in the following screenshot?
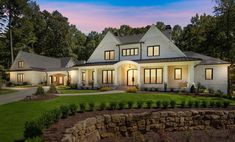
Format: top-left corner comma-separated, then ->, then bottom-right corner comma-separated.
0,93 -> 234,141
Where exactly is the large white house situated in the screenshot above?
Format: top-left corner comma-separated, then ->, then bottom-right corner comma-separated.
9,25 -> 230,93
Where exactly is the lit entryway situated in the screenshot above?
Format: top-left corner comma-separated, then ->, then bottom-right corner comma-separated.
127,69 -> 137,86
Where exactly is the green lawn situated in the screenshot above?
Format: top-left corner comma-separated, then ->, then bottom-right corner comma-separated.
0,93 -> 234,142
0,89 -> 17,95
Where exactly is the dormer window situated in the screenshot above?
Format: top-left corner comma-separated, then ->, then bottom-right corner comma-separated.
18,61 -> 24,68
147,45 -> 160,56
122,48 -> 139,56
104,50 -> 115,60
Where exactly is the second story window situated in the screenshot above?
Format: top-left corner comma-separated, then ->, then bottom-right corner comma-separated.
104,50 -> 115,60
147,45 -> 160,56
18,61 -> 24,68
122,48 -> 139,56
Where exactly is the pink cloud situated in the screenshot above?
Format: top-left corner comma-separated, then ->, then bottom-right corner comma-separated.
39,1 -> 214,33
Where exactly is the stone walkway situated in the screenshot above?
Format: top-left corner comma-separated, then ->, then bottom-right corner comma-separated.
55,90 -> 125,96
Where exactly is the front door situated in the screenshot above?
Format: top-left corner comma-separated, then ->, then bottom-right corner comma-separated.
127,69 -> 137,86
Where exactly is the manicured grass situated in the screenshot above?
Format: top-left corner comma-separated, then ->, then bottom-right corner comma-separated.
0,89 -> 17,95
59,89 -> 99,94
0,93 -> 234,142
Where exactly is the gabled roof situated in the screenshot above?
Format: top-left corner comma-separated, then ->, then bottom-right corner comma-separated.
115,34 -> 145,45
184,51 -> 229,65
10,51 -> 77,71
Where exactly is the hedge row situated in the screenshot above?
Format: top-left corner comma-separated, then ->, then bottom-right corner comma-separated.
24,104 -> 78,139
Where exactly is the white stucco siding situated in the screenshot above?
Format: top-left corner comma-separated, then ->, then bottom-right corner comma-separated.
119,43 -> 141,61
87,32 -> 120,63
141,25 -> 185,59
194,64 -> 229,93
10,71 -> 45,85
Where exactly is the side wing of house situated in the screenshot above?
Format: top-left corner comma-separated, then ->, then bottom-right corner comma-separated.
9,52 -> 45,85
140,25 -> 186,59
87,31 -> 120,63
194,64 -> 229,93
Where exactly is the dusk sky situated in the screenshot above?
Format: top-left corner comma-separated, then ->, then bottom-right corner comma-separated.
36,0 -> 216,33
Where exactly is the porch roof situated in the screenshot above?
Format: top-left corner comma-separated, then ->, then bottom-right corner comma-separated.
76,57 -> 201,67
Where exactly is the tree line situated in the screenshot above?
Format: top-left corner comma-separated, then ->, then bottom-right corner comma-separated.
0,0 -> 235,70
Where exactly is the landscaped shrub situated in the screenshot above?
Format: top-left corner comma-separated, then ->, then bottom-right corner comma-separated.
194,100 -> 200,108
118,102 -> 126,110
24,120 -> 43,139
126,87 -> 138,93
100,87 -> 112,92
162,101 -> 169,109
208,88 -> 215,94
215,101 -> 222,108
201,100 -> 208,108
60,105 -> 70,118
88,102 -> 95,111
34,86 -> 45,96
99,102 -> 107,110
69,83 -> 77,89
215,90 -> 224,97
127,101 -> 134,109
146,100 -> 154,109
79,103 -> 86,112
180,100 -> 186,108
25,137 -> 42,142
187,100 -> 193,108
137,101 -> 144,109
156,101 -> 161,108
69,104 -> 78,115
170,100 -> 176,108
209,101 -> 215,107
223,101 -> 230,108
47,84 -> 58,94
109,102 -> 117,110
190,85 -> 196,93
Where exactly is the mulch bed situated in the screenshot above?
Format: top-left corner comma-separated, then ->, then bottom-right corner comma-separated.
24,94 -> 57,101
43,108 -> 235,142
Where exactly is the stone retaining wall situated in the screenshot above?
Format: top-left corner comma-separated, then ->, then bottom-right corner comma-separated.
62,110 -> 235,142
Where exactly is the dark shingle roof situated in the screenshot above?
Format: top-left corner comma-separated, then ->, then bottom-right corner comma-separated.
115,34 -> 145,45
11,51 -> 77,71
184,51 -> 229,65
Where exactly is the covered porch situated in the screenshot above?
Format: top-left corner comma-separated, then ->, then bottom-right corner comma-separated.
77,60 -> 199,91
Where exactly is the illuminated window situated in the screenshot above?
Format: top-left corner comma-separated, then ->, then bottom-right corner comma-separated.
104,50 -> 115,60
102,70 -> 114,84
122,48 -> 139,56
205,68 -> 213,80
147,45 -> 160,56
17,73 -> 24,83
18,61 -> 24,68
174,68 -> 182,80
144,68 -> 163,84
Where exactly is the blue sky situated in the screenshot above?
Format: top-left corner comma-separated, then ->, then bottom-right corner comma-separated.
36,0 -> 215,33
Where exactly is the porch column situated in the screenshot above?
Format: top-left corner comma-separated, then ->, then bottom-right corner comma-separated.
94,68 -> 98,87
137,65 -> 141,88
114,66 -> 118,86
85,70 -> 89,86
163,65 -> 168,84
188,63 -> 195,88
77,69 -> 81,87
